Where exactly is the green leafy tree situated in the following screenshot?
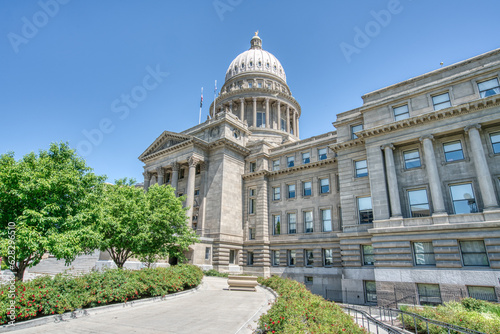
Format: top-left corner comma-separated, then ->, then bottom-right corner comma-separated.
98,180 -> 198,268
0,143 -> 105,281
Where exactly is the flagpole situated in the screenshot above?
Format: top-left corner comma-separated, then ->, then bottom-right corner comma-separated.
212,79 -> 217,119
199,87 -> 203,124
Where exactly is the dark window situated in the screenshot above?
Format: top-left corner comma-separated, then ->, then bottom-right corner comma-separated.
288,250 -> 296,266
417,284 -> 441,305
365,281 -> 377,304
303,181 -> 312,196
443,141 -> 464,162
323,249 -> 333,266
249,228 -> 255,240
318,148 -> 327,160
273,215 -> 281,235
272,251 -> 280,266
351,124 -> 363,139
256,112 -> 265,127
249,161 -> 256,172
302,152 -> 310,164
320,178 -> 330,194
287,156 -> 294,168
358,197 -> 373,224
460,240 -> 489,266
362,245 -> 374,265
273,187 -> 281,201
413,242 -> 436,265
205,247 -> 211,260
288,213 -> 296,234
305,249 -> 314,266
179,168 -> 185,179
467,286 -> 497,302
229,250 -> 235,264
304,211 -> 313,233
288,184 -> 296,199
195,164 -> 201,174
403,149 -> 421,169
247,252 -> 254,265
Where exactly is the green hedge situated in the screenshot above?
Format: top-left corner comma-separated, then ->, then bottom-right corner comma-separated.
258,276 -> 365,333
401,298 -> 500,334
0,264 -> 203,325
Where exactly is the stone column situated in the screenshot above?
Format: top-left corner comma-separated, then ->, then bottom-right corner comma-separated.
197,162 -> 207,234
296,113 -> 300,138
286,105 -> 290,133
419,135 -> 446,214
265,98 -> 270,128
239,98 -> 245,121
292,109 -> 297,136
171,162 -> 179,194
465,124 -> 499,210
185,157 -> 198,226
156,167 -> 164,186
252,97 -> 257,127
229,101 -> 233,114
382,144 -> 402,217
277,101 -> 281,131
143,171 -> 150,191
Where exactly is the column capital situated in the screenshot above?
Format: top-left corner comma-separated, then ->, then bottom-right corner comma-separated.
188,156 -> 200,167
252,97 -> 257,102
239,97 -> 245,103
464,123 -> 481,134
143,171 -> 150,178
419,134 -> 434,142
381,143 -> 395,151
155,166 -> 164,174
171,162 -> 180,171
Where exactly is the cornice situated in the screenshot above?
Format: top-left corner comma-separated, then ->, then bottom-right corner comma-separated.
208,138 -> 250,155
358,95 -> 500,139
138,131 -> 194,161
140,138 -> 209,163
242,157 -> 336,180
269,131 -> 337,154
328,138 -> 365,152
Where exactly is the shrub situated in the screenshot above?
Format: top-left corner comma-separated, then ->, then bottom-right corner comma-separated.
203,269 -> 229,278
0,264 -> 203,325
258,276 -> 366,333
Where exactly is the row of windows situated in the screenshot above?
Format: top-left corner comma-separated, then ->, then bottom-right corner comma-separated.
269,249 -> 336,267
362,281 -> 498,305
270,178 -> 331,201
261,209 -> 336,236
266,148 -> 329,172
162,164 -> 201,183
361,240 -> 490,267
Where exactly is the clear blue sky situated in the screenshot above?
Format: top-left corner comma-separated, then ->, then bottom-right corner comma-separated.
1,0 -> 499,183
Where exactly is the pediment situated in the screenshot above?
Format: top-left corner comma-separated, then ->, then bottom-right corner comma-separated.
139,131 -> 193,161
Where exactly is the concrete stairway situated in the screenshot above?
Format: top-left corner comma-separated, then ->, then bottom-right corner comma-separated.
28,251 -> 100,276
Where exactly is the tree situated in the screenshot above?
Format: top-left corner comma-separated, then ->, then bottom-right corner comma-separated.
0,143 -> 105,281
97,179 -> 198,268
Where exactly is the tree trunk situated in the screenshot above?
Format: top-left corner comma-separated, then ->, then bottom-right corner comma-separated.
15,261 -> 27,281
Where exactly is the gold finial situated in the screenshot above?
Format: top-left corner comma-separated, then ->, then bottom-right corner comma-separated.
255,30 -> 259,36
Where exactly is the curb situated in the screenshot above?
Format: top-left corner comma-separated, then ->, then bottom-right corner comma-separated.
235,284 -> 278,334
0,282 -> 204,333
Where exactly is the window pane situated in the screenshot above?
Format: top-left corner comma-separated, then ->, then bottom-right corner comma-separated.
394,105 -> 409,120
318,148 -> 327,160
320,178 -> 330,193
322,209 -> 332,232
358,197 -> 372,210
460,241 -> 489,266
478,78 -> 500,98
408,189 -> 430,217
324,249 -> 333,266
303,182 -> 312,196
305,250 -> 314,266
287,157 -> 294,167
288,184 -> 296,198
302,152 -> 310,164
352,124 -> 363,139
365,281 -> 377,303
356,160 -> 368,177
467,286 -> 497,302
288,213 -> 296,234
418,284 -> 441,305
363,245 -> 374,265
490,132 -> 500,154
432,93 -> 450,105
444,141 -> 462,153
413,242 -> 436,265
450,183 -> 477,214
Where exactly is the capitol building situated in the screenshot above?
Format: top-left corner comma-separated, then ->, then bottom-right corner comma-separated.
139,33 -> 500,306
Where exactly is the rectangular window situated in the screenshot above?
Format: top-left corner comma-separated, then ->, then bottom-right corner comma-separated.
460,240 -> 489,266
194,189 -> 200,196
355,160 -> 368,177
247,252 -> 254,265
287,156 -> 295,168
432,93 -> 451,111
272,186 -> 281,201
417,284 -> 442,305
303,181 -> 312,196
404,149 -> 421,169
394,104 -> 410,121
273,215 -> 281,235
205,247 -> 211,260
249,189 -> 255,197
195,164 -> 201,175
179,168 -> 185,179
249,227 -> 255,240
443,141 -> 464,162
257,82 -> 262,88
323,249 -> 333,266
248,82 -> 253,88
302,152 -> 310,164
320,178 -> 330,194
288,184 -> 296,199
358,197 -> 373,224
321,209 -> 332,232
288,213 -> 297,234
467,286 -> 497,302
450,183 -> 477,214
305,249 -> 314,266
305,276 -> 313,284
272,159 -> 280,171
478,78 -> 500,98
351,124 -> 363,139
249,198 -> 255,214
229,250 -> 235,264
362,245 -> 374,265
365,281 -> 377,304
280,119 -> 286,131
304,211 -> 313,233
413,242 -> 436,265
249,161 -> 256,172
288,250 -> 296,266
257,112 -> 266,128
272,250 -> 280,266
318,148 -> 327,160
166,173 -> 171,183
408,189 -> 430,217
490,132 -> 500,154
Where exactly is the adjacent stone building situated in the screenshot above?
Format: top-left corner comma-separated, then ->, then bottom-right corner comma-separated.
139,33 -> 500,306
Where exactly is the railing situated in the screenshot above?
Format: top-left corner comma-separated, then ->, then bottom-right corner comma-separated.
342,305 -> 403,334
344,304 -> 486,334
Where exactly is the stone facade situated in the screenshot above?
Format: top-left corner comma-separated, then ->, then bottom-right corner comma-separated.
139,34 -> 500,306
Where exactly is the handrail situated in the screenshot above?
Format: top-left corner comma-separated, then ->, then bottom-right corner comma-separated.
341,305 -> 404,334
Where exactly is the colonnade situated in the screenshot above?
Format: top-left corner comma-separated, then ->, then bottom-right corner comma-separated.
382,124 -> 498,218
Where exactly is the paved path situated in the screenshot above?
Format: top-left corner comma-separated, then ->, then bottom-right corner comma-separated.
11,277 -> 274,334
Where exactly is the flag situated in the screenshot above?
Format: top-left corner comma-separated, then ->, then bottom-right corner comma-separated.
200,87 -> 203,108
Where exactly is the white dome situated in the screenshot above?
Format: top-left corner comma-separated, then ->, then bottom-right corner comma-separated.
225,35 -> 287,83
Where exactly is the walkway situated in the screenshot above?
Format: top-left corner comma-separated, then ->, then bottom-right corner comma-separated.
10,277 -> 274,334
